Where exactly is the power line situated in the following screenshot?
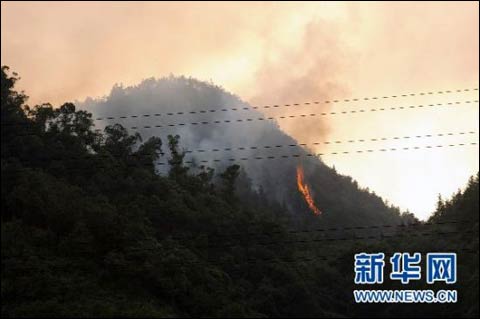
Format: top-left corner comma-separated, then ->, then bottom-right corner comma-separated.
4,233 -> 477,269
175,222 -> 476,249
6,130 -> 476,162
125,100 -> 479,131
3,142 -> 478,172
184,131 -> 478,154
169,219 -> 472,242
6,87 -> 474,125
181,142 -> 478,165
87,87 -> 479,121
3,100 -> 478,135
172,232 -> 480,256
63,224 -> 475,251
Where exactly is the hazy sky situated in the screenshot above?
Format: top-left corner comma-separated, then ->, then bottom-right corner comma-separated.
2,1 -> 479,219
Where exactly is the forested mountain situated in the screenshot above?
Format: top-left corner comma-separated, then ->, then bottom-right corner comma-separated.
1,66 -> 478,317
81,75 -> 410,228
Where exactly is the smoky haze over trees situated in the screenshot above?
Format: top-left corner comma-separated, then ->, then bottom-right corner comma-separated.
1,66 -> 478,317
80,76 -> 410,228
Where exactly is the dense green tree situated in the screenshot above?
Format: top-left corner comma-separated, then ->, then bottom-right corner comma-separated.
167,134 -> 188,180
220,164 -> 240,204
1,66 -> 478,317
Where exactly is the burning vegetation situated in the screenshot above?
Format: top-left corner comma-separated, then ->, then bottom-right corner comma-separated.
296,165 -> 322,215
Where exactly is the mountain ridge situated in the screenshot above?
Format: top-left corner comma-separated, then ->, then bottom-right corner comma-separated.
80,75 -> 412,226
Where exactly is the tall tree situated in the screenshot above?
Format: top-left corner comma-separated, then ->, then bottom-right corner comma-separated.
220,164 -> 240,204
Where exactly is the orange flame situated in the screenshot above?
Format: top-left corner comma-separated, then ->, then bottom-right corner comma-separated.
296,166 -> 322,215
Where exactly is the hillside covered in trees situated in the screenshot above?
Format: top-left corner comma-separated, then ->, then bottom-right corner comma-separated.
1,66 -> 478,317
80,74 -> 413,228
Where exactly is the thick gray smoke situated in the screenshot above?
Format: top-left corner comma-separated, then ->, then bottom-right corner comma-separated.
79,77 -> 406,227
80,76 -> 316,205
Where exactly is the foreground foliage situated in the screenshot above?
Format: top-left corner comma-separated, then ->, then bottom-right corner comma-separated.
1,66 -> 478,317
